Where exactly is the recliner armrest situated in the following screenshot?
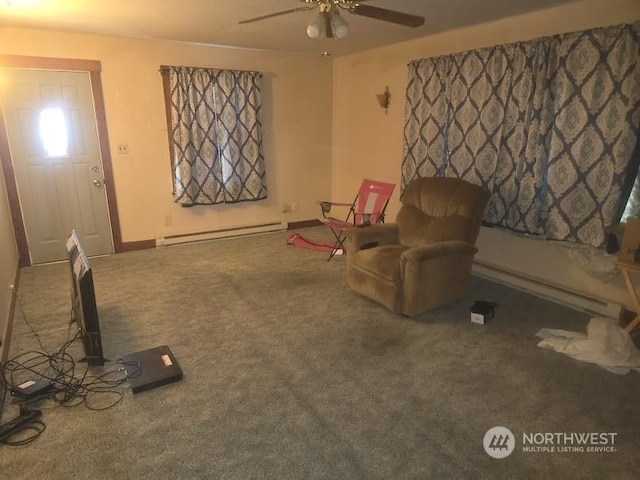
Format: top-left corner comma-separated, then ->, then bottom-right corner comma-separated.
346,223 -> 399,253
401,240 -> 477,263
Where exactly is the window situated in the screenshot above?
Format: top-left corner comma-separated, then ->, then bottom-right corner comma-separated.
39,107 -> 68,157
401,22 -> 640,248
160,66 -> 267,206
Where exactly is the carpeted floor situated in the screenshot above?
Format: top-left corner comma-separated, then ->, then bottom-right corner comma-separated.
1,227 -> 639,479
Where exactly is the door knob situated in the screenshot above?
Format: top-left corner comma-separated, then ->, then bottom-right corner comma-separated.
92,179 -> 103,187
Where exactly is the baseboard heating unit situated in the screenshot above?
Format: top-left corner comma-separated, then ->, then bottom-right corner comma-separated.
472,261 -> 622,319
156,221 -> 288,247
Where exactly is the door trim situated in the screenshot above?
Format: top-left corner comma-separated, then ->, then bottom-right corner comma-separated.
0,55 -> 153,266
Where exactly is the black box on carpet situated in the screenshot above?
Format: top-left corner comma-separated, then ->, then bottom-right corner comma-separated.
122,345 -> 183,394
471,301 -> 496,325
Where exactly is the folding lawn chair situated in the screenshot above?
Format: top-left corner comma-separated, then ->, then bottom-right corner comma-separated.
318,178 -> 395,260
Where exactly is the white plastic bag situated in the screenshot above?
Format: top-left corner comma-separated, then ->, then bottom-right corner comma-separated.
536,317 -> 640,374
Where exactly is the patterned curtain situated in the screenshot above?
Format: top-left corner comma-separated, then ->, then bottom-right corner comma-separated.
403,56 -> 451,179
402,22 -> 640,247
167,66 -> 267,206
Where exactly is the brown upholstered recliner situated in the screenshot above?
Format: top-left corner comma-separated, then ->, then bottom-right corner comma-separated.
346,177 -> 490,316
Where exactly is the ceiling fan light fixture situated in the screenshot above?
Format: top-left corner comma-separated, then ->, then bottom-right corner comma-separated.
306,11 -> 328,39
329,10 -> 349,39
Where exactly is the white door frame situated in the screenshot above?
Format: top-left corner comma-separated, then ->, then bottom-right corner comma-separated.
0,55 -> 129,267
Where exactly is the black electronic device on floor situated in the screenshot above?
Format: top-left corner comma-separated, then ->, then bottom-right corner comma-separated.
122,345 -> 183,394
11,380 -> 53,401
66,230 -> 105,366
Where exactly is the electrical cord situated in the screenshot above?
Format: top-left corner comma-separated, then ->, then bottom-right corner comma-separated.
1,350 -> 140,445
2,348 -> 137,410
2,420 -> 46,446
0,373 -> 7,425
13,294 -> 49,354
0,291 -> 143,445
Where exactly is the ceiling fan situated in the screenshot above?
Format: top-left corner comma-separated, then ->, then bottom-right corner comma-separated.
238,1 -> 425,40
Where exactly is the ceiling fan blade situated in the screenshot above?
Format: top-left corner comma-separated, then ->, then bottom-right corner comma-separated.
350,4 -> 425,27
238,6 -> 315,24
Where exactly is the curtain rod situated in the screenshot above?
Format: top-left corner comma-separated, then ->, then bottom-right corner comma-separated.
159,65 -> 262,77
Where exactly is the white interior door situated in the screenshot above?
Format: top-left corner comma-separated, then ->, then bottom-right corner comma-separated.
1,68 -> 113,264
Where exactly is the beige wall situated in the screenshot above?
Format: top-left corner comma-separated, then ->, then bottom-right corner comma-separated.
0,27 -> 334,242
332,0 -> 640,311
0,164 -> 18,359
0,27 -> 333,344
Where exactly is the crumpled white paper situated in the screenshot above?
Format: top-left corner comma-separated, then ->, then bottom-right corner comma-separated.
536,317 -> 640,374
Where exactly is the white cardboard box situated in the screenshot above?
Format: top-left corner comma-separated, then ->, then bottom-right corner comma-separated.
619,218 -> 640,263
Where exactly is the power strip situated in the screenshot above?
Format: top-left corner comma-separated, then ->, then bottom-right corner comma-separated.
0,408 -> 42,443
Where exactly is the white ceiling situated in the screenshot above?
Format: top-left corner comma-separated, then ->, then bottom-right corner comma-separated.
0,0 -> 580,57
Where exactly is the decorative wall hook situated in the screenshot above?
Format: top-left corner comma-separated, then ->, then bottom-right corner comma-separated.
377,86 -> 391,114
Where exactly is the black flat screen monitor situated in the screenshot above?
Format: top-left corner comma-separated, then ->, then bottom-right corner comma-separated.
65,230 -> 105,366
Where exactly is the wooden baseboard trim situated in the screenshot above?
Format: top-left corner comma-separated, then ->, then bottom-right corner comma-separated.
119,239 -> 156,252
288,219 -> 322,230
1,264 -> 21,364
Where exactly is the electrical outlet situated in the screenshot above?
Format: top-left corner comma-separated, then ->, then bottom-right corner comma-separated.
291,201 -> 299,212
282,202 -> 290,213
117,143 -> 129,154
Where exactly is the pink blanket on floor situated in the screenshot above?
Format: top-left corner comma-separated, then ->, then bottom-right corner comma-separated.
286,232 -> 335,253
